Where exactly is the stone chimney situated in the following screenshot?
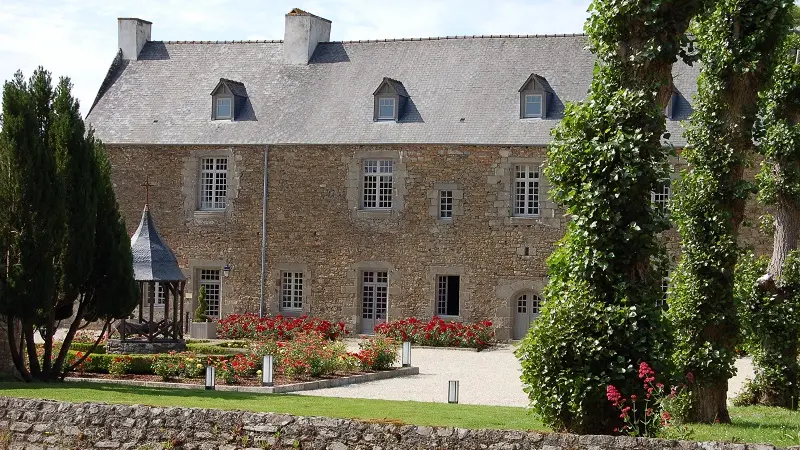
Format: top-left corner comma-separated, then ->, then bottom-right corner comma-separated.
283,8 -> 331,64
118,18 -> 152,61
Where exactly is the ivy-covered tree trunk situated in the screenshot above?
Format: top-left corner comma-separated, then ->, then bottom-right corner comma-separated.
747,30 -> 800,408
516,0 -> 701,434
669,0 -> 793,423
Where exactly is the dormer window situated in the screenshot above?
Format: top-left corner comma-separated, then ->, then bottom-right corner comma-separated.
216,98 -> 232,120
524,94 -> 543,118
378,97 -> 396,120
519,73 -> 554,119
664,89 -> 678,120
211,78 -> 248,121
373,77 -> 409,122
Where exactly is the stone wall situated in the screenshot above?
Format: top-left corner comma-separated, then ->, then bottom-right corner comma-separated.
107,144 -> 772,340
0,397 -> 785,450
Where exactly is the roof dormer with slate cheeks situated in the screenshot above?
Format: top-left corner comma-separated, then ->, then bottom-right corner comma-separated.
519,73 -> 554,119
211,78 -> 248,121
373,77 -> 409,122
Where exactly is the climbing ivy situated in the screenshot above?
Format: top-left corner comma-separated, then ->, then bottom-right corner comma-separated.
516,0 -> 701,434
668,0 -> 793,423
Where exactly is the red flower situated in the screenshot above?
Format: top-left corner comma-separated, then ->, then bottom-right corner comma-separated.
686,372 -> 694,384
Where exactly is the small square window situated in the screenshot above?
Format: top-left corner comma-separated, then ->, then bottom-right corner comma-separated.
524,94 -> 542,118
378,97 -> 396,120
216,98 -> 232,119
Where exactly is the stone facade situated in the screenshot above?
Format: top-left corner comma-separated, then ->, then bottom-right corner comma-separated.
0,397 -> 787,450
108,144 -> 772,340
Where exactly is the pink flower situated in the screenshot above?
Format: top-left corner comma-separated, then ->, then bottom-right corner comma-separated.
686,372 -> 694,384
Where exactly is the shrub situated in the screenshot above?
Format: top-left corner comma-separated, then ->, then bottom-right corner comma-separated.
277,332 -> 345,379
216,314 -> 349,340
108,355 -> 133,376
249,340 -> 279,360
215,359 -> 237,384
736,250 -> 800,407
185,343 -> 243,355
72,330 -> 106,345
195,286 -> 209,322
356,336 -> 398,371
180,353 -> 206,378
69,343 -> 106,354
374,317 -> 495,350
151,353 -> 183,381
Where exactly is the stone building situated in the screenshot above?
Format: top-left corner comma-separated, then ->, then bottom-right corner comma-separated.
86,9 -> 770,339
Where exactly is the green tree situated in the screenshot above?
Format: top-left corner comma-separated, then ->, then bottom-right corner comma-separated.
516,0 -> 701,434
669,0 -> 794,423
740,26 -> 800,408
0,68 -> 138,381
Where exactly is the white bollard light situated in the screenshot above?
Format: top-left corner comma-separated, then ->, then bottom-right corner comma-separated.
262,355 -> 274,386
205,366 -> 216,391
448,380 -> 459,404
401,341 -> 411,367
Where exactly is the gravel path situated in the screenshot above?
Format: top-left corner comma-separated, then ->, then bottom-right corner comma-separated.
300,340 -> 755,407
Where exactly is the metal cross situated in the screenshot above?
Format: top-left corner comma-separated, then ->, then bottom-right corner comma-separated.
141,175 -> 154,205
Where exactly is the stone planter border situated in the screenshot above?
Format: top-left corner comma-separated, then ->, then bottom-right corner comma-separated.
64,366 -> 419,394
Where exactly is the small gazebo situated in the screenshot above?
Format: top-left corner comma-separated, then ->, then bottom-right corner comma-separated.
118,203 -> 187,345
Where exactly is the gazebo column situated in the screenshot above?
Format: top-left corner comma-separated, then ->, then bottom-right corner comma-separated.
163,281 -> 170,340
179,281 -> 186,339
148,281 -> 155,342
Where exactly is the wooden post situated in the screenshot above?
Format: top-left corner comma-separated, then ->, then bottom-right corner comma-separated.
148,281 -> 155,342
179,281 -> 186,340
163,281 -> 170,341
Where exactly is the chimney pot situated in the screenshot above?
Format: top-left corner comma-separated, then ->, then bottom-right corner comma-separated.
283,9 -> 331,64
118,18 -> 152,61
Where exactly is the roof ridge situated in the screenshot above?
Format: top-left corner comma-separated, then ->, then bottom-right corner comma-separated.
153,40 -> 283,44
149,33 -> 587,45
329,33 -> 587,44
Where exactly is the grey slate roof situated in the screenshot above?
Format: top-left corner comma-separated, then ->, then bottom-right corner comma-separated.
87,35 -> 699,147
130,205 -> 186,282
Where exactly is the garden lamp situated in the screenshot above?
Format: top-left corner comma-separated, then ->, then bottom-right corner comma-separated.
205,366 -> 216,390
222,264 -> 231,277
448,380 -> 459,404
401,341 -> 411,367
262,355 -> 274,387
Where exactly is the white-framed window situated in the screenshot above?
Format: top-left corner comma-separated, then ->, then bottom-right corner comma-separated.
199,269 -> 221,318
377,97 -> 396,120
659,273 -> 669,308
216,98 -> 232,119
362,160 -> 393,209
200,157 -> 228,210
652,180 -> 671,210
524,94 -> 543,118
362,271 -> 388,320
280,272 -> 304,311
517,293 -> 542,316
436,275 -> 460,316
514,165 -> 540,217
439,190 -> 453,219
150,283 -> 166,307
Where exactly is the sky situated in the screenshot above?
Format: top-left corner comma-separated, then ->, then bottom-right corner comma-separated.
0,0 -> 592,117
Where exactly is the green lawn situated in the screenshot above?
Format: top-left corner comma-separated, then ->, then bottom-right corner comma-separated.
1,382 -> 799,447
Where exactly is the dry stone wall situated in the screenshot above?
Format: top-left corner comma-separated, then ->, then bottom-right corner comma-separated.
0,397 -> 788,450
107,144 -> 772,340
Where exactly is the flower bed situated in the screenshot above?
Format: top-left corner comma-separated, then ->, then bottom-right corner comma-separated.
64,333 -> 399,387
375,316 -> 495,350
216,314 -> 349,340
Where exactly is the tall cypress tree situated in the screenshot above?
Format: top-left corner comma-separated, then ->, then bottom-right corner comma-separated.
0,68 -> 137,381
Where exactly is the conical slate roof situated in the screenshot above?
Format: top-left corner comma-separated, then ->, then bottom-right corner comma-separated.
130,205 -> 186,282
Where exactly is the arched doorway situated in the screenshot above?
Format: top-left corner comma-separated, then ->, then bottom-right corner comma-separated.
513,292 -> 542,340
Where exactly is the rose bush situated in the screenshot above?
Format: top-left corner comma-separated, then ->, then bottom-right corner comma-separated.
374,316 -> 494,350
217,314 -> 349,340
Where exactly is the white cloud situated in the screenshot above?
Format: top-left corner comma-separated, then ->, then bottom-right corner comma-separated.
0,0 -> 591,117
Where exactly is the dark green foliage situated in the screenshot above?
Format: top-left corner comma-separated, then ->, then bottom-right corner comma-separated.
68,343 -> 107,354
668,0 -> 794,422
195,286 -> 208,323
735,251 -> 800,407
516,0 -> 700,434
0,68 -> 138,381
